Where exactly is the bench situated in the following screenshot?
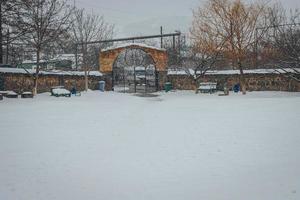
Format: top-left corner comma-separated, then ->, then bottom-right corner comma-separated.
0,91 -> 9,97
21,92 -> 34,98
51,87 -> 71,97
6,91 -> 18,98
198,82 -> 217,94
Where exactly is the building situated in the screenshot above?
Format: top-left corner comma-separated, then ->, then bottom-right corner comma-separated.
17,54 -> 83,70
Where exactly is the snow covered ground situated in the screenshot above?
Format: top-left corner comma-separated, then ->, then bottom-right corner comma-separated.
0,91 -> 300,200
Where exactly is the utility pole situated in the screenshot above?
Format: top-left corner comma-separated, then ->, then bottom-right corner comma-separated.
160,26 -> 163,48
178,33 -> 181,54
173,35 -> 176,50
175,30 -> 181,67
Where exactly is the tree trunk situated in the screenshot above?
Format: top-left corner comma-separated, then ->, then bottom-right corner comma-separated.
134,66 -> 136,93
83,46 -> 88,92
238,62 -> 246,95
0,2 -> 3,64
144,66 -> 147,94
194,78 -> 198,94
84,67 -> 88,91
33,49 -> 40,95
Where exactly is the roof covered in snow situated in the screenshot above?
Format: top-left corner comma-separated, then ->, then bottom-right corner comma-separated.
168,68 -> 300,75
0,67 -> 102,77
101,43 -> 166,52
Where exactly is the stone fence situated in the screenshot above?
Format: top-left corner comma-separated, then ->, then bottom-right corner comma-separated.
0,68 -> 111,94
167,71 -> 300,92
1,68 -> 299,93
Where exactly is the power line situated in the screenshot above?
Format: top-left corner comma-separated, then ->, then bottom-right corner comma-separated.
76,32 -> 181,46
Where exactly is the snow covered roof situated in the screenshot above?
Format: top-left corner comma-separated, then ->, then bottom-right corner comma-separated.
22,54 -> 83,64
101,43 -> 166,52
0,67 -> 102,77
54,54 -> 83,61
168,68 -> 300,75
22,59 -> 54,64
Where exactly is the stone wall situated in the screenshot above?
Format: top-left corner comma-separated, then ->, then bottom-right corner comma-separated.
0,73 -> 110,94
167,73 -> 300,92
2,71 -> 299,93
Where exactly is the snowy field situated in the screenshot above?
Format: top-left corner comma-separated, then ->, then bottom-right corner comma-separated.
0,91 -> 300,200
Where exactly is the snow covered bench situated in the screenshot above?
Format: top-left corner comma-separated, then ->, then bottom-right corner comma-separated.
21,92 -> 33,98
51,87 -> 71,97
6,91 -> 18,98
0,91 -> 9,97
198,82 -> 217,94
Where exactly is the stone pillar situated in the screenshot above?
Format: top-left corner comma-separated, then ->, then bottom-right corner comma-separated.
157,71 -> 168,91
103,72 -> 113,91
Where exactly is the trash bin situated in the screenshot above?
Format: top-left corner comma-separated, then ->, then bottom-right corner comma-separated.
71,87 -> 77,95
164,82 -> 172,92
99,81 -> 105,92
233,83 -> 240,93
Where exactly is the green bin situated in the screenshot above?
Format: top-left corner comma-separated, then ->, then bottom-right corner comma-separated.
164,82 -> 172,92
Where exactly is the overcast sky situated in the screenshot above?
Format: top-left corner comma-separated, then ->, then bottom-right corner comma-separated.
74,0 -> 300,37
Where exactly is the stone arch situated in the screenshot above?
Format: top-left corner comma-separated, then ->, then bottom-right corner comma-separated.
99,43 -> 168,73
112,47 -> 157,70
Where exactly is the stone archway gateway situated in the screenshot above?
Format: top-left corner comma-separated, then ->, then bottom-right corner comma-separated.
99,43 -> 168,92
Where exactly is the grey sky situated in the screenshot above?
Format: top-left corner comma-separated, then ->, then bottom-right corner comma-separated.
74,0 -> 300,37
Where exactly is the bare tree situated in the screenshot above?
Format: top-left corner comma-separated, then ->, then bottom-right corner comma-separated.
0,0 -> 24,64
188,10 -> 229,92
71,8 -> 114,91
192,0 -> 268,94
1,0 -> 37,66
14,0 -> 73,95
0,0 -> 9,63
162,35 -> 186,69
266,5 -> 300,68
255,4 -> 300,82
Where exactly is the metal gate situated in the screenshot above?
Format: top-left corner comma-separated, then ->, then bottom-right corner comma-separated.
0,75 -> 4,91
112,48 -> 157,93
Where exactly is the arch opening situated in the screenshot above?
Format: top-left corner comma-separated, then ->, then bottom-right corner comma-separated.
112,48 -> 158,93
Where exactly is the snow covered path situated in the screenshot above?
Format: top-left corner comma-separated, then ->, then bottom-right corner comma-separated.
0,91 -> 300,200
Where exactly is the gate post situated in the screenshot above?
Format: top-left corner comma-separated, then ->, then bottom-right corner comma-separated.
157,71 -> 168,91
0,74 -> 4,91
